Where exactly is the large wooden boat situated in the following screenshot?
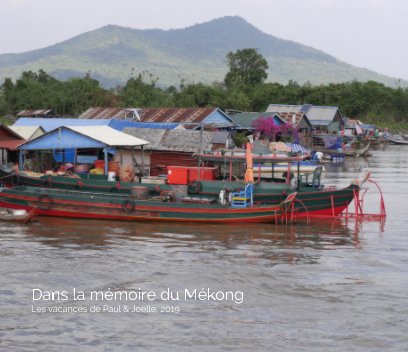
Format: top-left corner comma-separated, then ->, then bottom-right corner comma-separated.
0,186 -> 294,224
0,158 -> 364,219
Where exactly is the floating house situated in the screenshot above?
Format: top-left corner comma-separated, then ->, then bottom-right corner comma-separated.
0,125 -> 25,164
266,104 -> 345,133
123,128 -> 216,176
17,126 -> 149,175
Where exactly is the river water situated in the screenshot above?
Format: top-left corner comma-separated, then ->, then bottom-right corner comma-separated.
1,145 -> 407,351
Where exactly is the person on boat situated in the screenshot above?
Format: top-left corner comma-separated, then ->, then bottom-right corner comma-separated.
57,163 -> 80,178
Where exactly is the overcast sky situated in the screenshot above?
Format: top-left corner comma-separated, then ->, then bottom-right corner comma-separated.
1,0 -> 407,80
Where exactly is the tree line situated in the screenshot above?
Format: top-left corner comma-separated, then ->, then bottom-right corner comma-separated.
1,49 -> 408,130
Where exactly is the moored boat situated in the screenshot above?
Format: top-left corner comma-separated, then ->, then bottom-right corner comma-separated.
0,164 -> 172,195
0,186 -> 296,224
342,141 -> 371,157
0,153 -> 367,220
384,134 -> 408,145
0,207 -> 35,222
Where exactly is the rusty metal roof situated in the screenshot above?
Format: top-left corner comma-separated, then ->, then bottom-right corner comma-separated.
138,108 -> 218,125
79,107 -> 225,126
0,140 -> 25,151
278,112 -> 311,127
79,107 -> 136,119
16,109 -> 53,117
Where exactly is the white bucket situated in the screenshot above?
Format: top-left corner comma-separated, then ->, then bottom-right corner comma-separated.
108,171 -> 116,181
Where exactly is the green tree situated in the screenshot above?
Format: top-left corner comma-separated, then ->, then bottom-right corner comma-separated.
120,71 -> 170,107
224,48 -> 268,90
173,82 -> 225,108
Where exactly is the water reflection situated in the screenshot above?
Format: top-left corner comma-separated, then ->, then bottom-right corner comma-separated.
19,217 -> 371,266
2,145 -> 406,352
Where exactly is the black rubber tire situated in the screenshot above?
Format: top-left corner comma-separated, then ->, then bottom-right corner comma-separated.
36,195 -> 53,210
122,199 -> 135,213
187,181 -> 202,194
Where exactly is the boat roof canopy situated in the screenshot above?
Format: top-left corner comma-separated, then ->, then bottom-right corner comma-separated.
17,125 -> 149,150
195,151 -> 307,163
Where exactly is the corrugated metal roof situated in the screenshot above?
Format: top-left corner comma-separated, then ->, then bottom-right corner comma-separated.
13,118 -> 175,133
123,128 -> 167,150
16,109 -> 53,117
79,107 -> 140,119
13,118 -> 112,131
211,131 -> 230,144
277,112 -> 311,128
139,107 -> 232,126
267,104 -> 340,122
266,104 -> 302,114
79,107 -> 232,126
8,126 -> 45,140
159,129 -> 213,152
0,124 -> 25,140
0,140 -> 25,151
67,126 -> 149,147
18,126 -> 149,150
126,122 -> 179,129
124,128 -> 213,152
306,106 -> 339,121
229,112 -> 285,128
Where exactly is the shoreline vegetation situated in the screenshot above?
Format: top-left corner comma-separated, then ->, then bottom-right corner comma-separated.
1,68 -> 407,132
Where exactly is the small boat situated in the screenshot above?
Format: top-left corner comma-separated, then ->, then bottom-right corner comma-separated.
321,153 -> 345,164
0,186 -> 297,224
384,134 -> 408,145
0,207 -> 35,222
342,141 -> 371,157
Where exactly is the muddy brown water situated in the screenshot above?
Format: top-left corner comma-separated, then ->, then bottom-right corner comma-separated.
1,144 -> 407,351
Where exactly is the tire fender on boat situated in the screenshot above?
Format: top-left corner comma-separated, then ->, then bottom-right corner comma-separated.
44,177 -> 53,188
74,180 -> 83,191
122,198 -> 135,212
36,195 -> 53,210
11,174 -> 22,186
187,181 -> 202,194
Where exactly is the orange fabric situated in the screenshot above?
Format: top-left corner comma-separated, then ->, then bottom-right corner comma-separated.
244,142 -> 254,183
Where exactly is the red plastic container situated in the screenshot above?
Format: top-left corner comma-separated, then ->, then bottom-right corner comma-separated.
167,166 -> 217,185
188,167 -> 217,182
94,160 -> 105,169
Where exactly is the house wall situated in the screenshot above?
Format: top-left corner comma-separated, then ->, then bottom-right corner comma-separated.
112,149 -> 152,175
150,152 -> 197,176
31,129 -> 45,140
203,110 -> 232,125
112,149 -> 198,177
0,149 -> 8,164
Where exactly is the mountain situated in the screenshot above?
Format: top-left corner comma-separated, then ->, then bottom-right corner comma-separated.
0,16 -> 403,88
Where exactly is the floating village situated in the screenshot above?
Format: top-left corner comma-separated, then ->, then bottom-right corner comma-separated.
0,104 -> 392,224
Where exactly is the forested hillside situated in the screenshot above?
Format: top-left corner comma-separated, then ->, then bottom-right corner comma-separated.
1,69 -> 407,130
0,16 -> 404,88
